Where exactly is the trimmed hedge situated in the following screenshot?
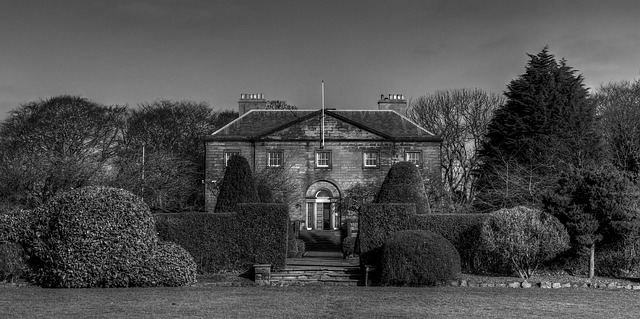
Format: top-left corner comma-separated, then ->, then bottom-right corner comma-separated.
155,203 -> 289,273
155,213 -> 241,272
237,204 -> 289,270
358,203 -> 490,272
381,230 -> 461,286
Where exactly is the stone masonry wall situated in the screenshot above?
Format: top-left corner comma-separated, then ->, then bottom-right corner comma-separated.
205,139 -> 441,220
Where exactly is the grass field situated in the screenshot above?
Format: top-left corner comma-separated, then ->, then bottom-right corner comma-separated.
1,285 -> 639,318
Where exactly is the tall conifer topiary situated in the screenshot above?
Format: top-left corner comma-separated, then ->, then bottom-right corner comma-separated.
376,161 -> 430,214
214,155 -> 259,212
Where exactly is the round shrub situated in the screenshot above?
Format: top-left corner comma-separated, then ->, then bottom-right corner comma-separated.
481,206 -> 569,279
24,186 -> 158,288
375,161 -> 430,214
381,230 -> 461,286
134,241 -> 197,287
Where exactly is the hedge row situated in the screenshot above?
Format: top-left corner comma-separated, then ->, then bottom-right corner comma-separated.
357,203 -> 490,272
155,203 -> 289,273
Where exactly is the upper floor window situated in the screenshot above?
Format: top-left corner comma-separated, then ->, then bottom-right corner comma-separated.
315,150 -> 332,168
224,150 -> 240,166
363,151 -> 380,168
405,151 -> 422,167
267,150 -> 283,167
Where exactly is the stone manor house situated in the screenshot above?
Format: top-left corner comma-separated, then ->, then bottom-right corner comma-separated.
204,93 -> 442,230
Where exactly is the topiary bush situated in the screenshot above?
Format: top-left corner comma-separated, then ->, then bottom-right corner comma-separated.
481,206 -> 570,279
380,230 -> 461,286
22,186 -> 157,287
133,241 -> 197,287
256,183 -> 274,203
376,161 -> 430,214
214,155 -> 259,213
17,186 -> 196,288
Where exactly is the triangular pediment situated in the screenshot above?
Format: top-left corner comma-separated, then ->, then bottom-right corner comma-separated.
257,112 -> 390,140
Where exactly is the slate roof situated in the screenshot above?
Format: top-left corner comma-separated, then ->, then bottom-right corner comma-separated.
205,109 -> 442,142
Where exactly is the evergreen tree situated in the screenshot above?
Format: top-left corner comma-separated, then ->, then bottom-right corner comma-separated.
475,47 -> 601,210
543,167 -> 640,278
214,155 -> 259,213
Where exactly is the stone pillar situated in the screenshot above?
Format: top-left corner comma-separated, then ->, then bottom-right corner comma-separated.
254,264 -> 271,285
364,265 -> 377,286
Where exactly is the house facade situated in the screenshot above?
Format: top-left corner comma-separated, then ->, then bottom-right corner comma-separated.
204,94 -> 442,230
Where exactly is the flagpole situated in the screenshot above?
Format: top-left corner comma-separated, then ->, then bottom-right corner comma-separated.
321,80 -> 325,148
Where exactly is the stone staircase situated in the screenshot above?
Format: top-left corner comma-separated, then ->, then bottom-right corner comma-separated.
268,230 -> 363,285
271,251 -> 363,286
298,229 -> 342,251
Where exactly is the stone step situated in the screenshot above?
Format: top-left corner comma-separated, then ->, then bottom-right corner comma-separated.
271,271 -> 364,286
273,272 -> 361,279
298,230 -> 343,252
277,269 -> 361,275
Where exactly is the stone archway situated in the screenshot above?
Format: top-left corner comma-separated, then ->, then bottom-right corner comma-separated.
304,181 -> 341,230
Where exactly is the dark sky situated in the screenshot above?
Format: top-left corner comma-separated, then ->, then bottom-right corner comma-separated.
1,0 -> 639,118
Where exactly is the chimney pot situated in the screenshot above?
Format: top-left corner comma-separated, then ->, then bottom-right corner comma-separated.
378,92 -> 408,115
238,93 -> 267,115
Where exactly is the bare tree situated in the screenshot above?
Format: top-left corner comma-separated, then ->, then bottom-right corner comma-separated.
407,88 -> 504,206
253,148 -> 305,206
266,100 -> 298,110
0,96 -> 126,208
112,101 -> 238,212
593,79 -> 640,173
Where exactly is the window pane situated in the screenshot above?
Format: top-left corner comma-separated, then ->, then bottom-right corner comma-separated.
364,152 -> 378,167
268,151 -> 282,167
405,152 -> 420,166
316,151 -> 330,167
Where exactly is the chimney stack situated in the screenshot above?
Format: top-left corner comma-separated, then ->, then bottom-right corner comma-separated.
378,94 -> 407,115
238,93 -> 267,115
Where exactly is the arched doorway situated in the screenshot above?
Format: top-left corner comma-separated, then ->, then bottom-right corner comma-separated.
305,182 -> 340,230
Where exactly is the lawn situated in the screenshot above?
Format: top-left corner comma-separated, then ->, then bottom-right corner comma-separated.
1,285 -> 639,318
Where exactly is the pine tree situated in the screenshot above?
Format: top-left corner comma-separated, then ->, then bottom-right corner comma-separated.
543,167 -> 640,278
214,155 -> 259,213
475,46 -> 601,210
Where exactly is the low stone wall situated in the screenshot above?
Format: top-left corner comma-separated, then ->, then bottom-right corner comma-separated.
447,279 -> 640,290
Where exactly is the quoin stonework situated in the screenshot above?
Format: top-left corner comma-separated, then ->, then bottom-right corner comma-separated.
204,93 -> 442,230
